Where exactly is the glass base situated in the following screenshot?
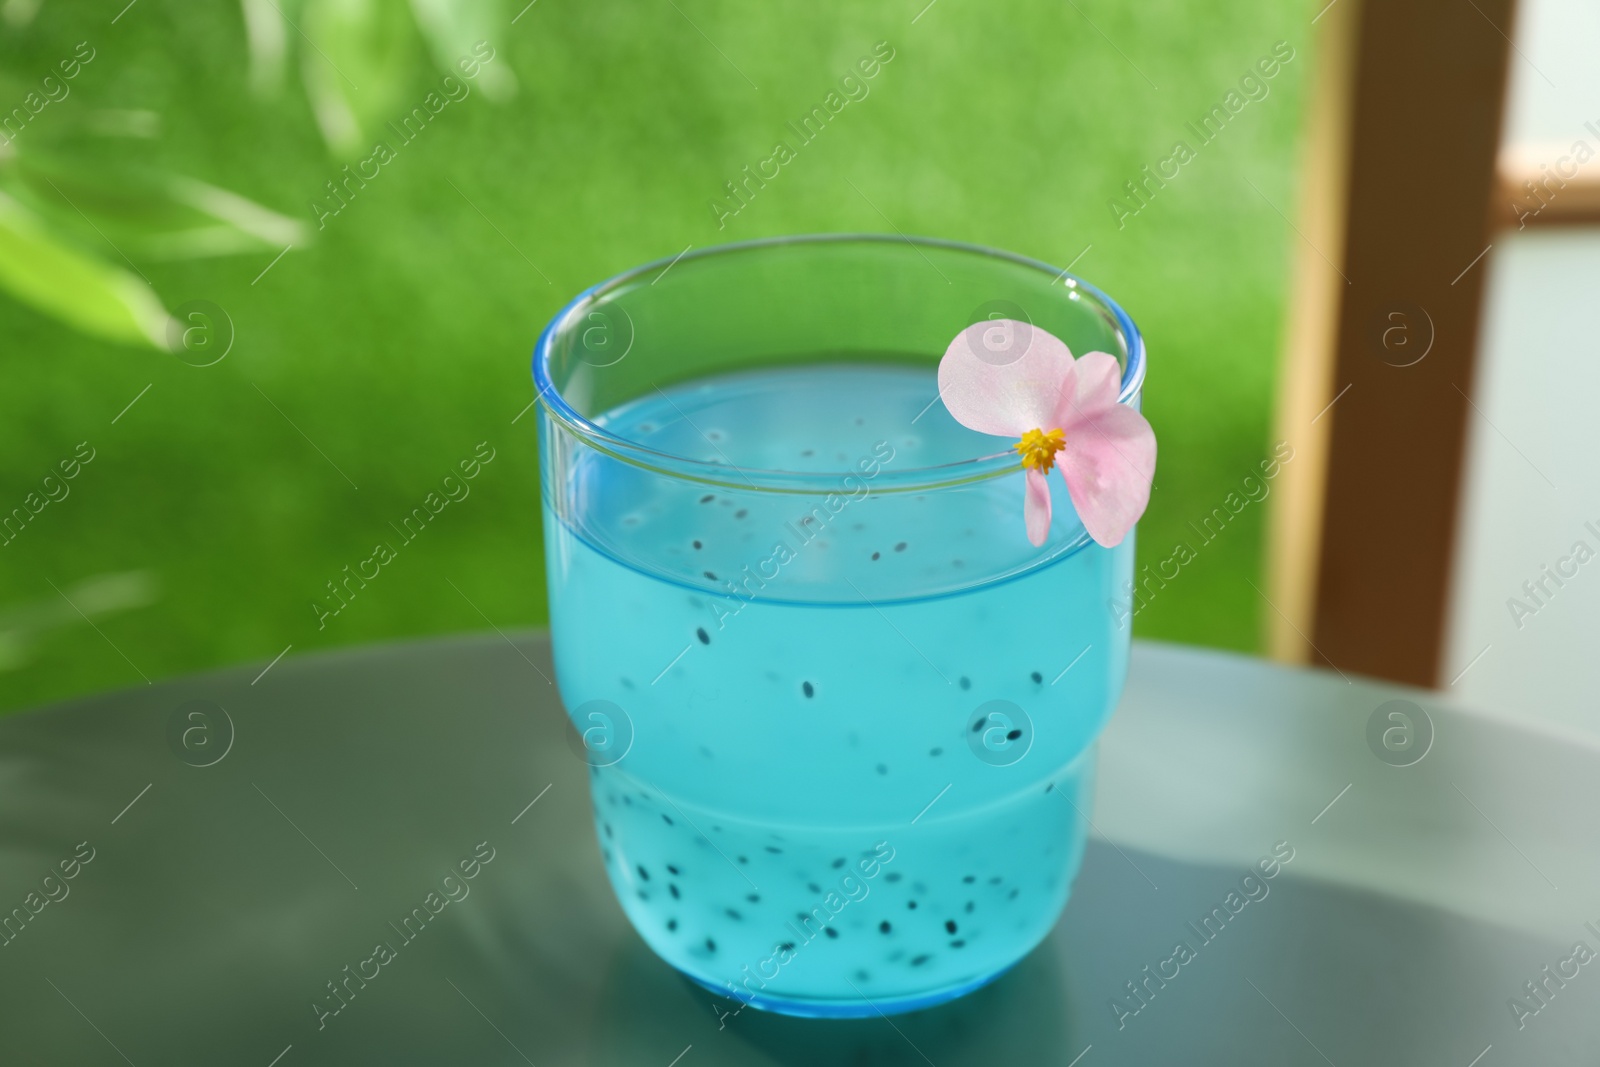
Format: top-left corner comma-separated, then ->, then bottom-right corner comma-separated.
683,961 -> 1016,1019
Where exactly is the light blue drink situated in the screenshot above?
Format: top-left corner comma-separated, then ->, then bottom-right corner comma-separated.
542,363 -> 1132,1016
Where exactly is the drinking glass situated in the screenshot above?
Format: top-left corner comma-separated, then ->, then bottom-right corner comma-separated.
534,235 -> 1143,1017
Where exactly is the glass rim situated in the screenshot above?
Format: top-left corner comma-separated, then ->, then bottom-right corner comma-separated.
531,233 -> 1146,495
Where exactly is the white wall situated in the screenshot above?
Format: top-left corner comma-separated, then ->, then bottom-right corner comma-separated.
1444,231 -> 1600,734
1500,0 -> 1600,146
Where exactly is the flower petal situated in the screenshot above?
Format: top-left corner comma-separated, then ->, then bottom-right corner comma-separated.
1024,466 -> 1052,546
938,319 -> 1077,437
1050,349 -> 1124,432
1058,402 -> 1156,547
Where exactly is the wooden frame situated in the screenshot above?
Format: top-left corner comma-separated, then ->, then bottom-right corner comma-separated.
1265,0 -> 1518,686
1495,145 -> 1600,228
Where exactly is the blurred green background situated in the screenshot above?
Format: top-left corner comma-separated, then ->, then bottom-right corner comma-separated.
0,0 -> 1311,714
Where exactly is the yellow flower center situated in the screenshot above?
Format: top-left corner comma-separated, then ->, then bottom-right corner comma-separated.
1015,427 -> 1066,473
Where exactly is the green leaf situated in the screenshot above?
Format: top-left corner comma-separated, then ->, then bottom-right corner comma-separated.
0,571 -> 159,672
408,0 -> 515,100
0,190 -> 170,348
301,0 -> 419,157
240,0 -> 291,97
5,152 -> 309,260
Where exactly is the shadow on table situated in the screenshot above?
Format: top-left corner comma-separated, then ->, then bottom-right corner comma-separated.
588,934 -> 1073,1067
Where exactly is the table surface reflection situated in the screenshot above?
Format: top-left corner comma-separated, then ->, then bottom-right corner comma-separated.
0,633 -> 1596,1065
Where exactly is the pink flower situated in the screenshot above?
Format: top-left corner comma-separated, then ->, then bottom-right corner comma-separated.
937,320 -> 1156,547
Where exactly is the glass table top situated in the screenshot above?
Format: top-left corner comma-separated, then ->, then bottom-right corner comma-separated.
0,633 -> 1594,1065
